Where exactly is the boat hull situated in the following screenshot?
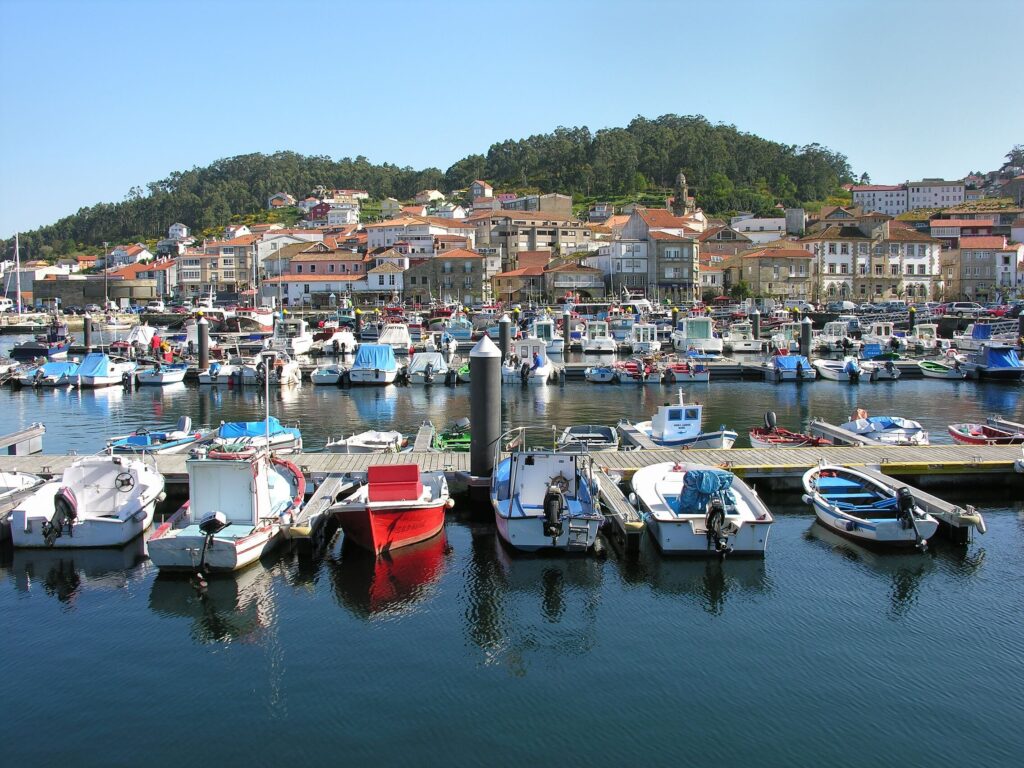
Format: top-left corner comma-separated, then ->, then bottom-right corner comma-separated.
148,525 -> 278,571
335,502 -> 447,555
493,509 -> 601,552
348,368 -> 397,385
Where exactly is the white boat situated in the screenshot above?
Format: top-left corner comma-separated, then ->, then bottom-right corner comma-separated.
406,351 -> 452,385
197,356 -> 255,385
765,353 -> 816,382
423,331 -> 459,356
839,410 -> 929,446
317,328 -> 359,356
628,390 -> 737,449
378,322 -> 413,354
630,462 -> 773,555
348,344 -> 398,385
581,320 -> 617,354
77,352 -> 137,388
502,338 -> 553,385
812,356 -> 864,382
531,316 -> 564,355
862,321 -> 905,353
814,321 -> 860,354
16,359 -> 80,388
136,362 -> 188,386
801,465 -> 939,549
241,352 -> 302,386
148,450 -> 305,573
235,306 -> 276,332
860,358 -> 901,381
324,430 -> 406,454
671,316 -> 723,354
490,431 -> 604,552
723,321 -> 763,353
583,364 -> 616,383
629,322 -> 661,354
209,417 -> 303,454
310,363 -> 346,385
10,455 -> 164,548
269,316 -> 313,356
959,343 -> 1024,380
768,322 -> 802,354
107,416 -> 211,455
952,323 -> 1016,353
0,471 -> 46,541
917,359 -> 966,380
906,323 -> 940,352
556,424 -> 618,452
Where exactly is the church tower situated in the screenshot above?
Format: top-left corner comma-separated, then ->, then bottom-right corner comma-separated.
673,171 -> 694,216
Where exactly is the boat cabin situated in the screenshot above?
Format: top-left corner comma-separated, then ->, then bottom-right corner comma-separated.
532,316 -> 557,343
650,398 -> 705,443
188,456 -> 280,530
586,320 -> 610,340
509,338 -> 548,367
631,323 -> 658,345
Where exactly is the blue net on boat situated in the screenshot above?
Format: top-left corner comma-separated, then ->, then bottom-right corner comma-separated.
676,469 -> 735,513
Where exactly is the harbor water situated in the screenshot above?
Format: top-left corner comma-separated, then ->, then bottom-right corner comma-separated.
2,345 -> 1023,766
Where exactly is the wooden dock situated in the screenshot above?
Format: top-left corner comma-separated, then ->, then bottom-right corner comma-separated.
0,423 -> 45,455
807,419 -> 881,446
594,469 -> 644,552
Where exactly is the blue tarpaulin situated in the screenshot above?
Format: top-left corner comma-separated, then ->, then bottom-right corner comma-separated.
861,343 -> 883,359
353,344 -> 397,371
77,352 -> 113,378
774,355 -> 810,370
971,324 -> 992,340
676,469 -> 735,513
985,347 -> 1022,368
219,417 -> 286,439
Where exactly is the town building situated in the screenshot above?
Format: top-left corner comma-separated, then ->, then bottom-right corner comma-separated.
907,179 -> 965,210
850,185 -> 908,216
722,247 -> 815,301
729,214 -> 787,245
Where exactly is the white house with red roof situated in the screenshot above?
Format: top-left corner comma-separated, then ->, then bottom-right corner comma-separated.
106,243 -> 153,268
470,180 -> 493,200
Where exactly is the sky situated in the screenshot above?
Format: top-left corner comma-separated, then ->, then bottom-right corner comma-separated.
1,0 -> 1021,237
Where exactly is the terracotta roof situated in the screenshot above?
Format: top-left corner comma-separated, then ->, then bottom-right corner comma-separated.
421,217 -> 476,229
367,262 -> 404,273
463,210 -> 578,225
799,225 -> 869,241
959,236 -> 1006,249
544,263 -> 601,274
435,248 -> 481,260
108,262 -> 158,279
636,208 -> 692,229
743,247 -> 813,259
262,275 -> 361,284
929,219 -> 994,228
648,229 -> 696,241
494,266 -> 544,277
883,228 -> 939,243
291,251 -> 363,262
472,180 -> 492,188
364,217 -> 425,229
209,235 -> 258,246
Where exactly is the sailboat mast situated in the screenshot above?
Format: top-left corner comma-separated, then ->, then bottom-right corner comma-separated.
14,233 -> 22,315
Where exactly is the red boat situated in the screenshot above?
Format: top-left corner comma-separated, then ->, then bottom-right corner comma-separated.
748,411 -> 830,448
948,423 -> 1024,445
330,464 -> 453,555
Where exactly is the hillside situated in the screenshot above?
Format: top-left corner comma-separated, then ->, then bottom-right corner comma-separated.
5,114 -> 853,258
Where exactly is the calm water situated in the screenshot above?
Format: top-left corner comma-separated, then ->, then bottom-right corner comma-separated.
2,340 -> 1023,767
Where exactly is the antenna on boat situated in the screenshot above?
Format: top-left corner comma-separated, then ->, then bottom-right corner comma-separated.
261,348 -> 276,450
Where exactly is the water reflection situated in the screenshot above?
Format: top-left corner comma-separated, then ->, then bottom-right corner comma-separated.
326,531 -> 449,619
2,538 -> 148,605
148,567 -> 275,643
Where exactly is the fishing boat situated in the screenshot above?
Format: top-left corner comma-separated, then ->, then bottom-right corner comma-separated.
76,352 -> 137,388
240,352 -> 301,386
405,351 -> 452,385
148,450 -> 305,572
906,323 -> 940,352
630,462 -> 772,556
234,306 -> 275,332
812,356 -> 863,382
612,357 -> 654,384
766,352 -> 816,382
722,321 -> 763,353
444,313 -> 475,343
813,321 -> 860,355
16,359 -> 80,388
556,424 -> 618,452
583,364 -> 616,383
431,418 -> 471,452
10,317 -> 71,360
490,430 -> 603,552
325,430 -> 406,454
801,465 -> 938,549
948,422 -> 1024,446
768,321 -> 802,353
502,339 -> 553,385
628,391 -> 737,449
671,316 -> 723,354
959,343 -> 1024,380
660,359 -> 710,384
748,411 -> 829,448
107,416 -> 211,455
630,322 -> 661,354
378,321 -> 413,354
917,359 -> 967,380
269,315 -> 313,356
310,363 -> 346,385
348,344 -> 399,385
317,327 -> 359,356
862,321 -> 905,353
328,463 -> 453,556
839,410 -> 929,446
136,362 -> 188,386
531,316 -> 564,355
210,417 -> 303,454
581,319 -> 616,354
9,454 -> 165,548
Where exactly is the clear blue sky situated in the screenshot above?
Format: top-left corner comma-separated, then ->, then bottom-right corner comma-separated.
1,0 -> 1021,237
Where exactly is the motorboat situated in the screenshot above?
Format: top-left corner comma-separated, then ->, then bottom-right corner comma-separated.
801,465 -> 939,549
405,351 -> 452,385
502,339 -> 553,385
839,410 -> 929,446
240,352 -> 302,386
629,322 -> 661,355
9,454 -> 164,548
959,343 -> 1024,380
952,323 -> 1016,353
814,321 -> 860,355
325,430 -> 406,454
723,321 -> 763,353
136,362 -> 188,386
234,306 -> 276,332
765,352 -> 816,382
627,390 -> 737,449
15,359 -> 80,388
948,422 -> 1024,446
328,463 -> 452,555
490,430 -> 603,552
583,364 -> 616,383
210,416 -> 303,454
660,359 -> 710,384
378,322 -> 413,355
531,316 -> 564,355
748,411 -> 829,448
812,356 -> 863,382
768,322 -> 802,354
431,418 -> 471,452
612,357 -> 655,384
310,363 -> 346,385
0,471 -> 46,540
10,317 -> 71,360
556,424 -> 618,452
917,359 -> 967,380
581,319 -> 617,354
423,331 -> 459,356
269,315 -> 313,356
444,313 -> 475,343
859,358 -> 901,381
906,323 -> 940,352
77,352 -> 137,388
197,356 -> 255,385
107,416 -> 211,455
148,450 -> 305,572
862,321 -> 905,354
630,462 -> 772,556
348,344 -> 398,385
671,316 -> 723,354
317,328 -> 359,356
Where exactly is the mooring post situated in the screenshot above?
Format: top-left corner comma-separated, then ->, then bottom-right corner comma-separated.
562,308 -> 572,350
83,313 -> 93,353
498,313 -> 512,360
799,316 -> 812,359
355,308 -> 363,335
198,316 -> 209,371
908,305 -> 916,333
470,335 -> 502,489
749,309 -> 760,340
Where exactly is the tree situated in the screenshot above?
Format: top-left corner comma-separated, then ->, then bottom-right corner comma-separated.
1004,145 -> 1024,169
729,281 -> 752,300
859,172 -> 872,185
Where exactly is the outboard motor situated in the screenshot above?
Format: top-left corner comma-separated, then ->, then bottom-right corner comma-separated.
33,368 -> 46,388
193,511 -> 230,590
704,497 -> 732,558
444,368 -> 456,387
520,362 -> 531,383
423,362 -> 435,384
255,360 -> 266,385
896,486 -> 926,550
42,487 -> 78,546
764,411 -> 778,432
845,359 -> 860,383
122,370 -> 136,390
795,359 -> 804,380
332,339 -> 340,355
543,478 -> 567,539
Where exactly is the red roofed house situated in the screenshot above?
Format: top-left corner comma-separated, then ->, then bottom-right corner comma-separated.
722,247 -> 815,301
929,218 -> 995,249
954,236 -> 1024,301
470,180 -> 493,200
106,243 -> 153,269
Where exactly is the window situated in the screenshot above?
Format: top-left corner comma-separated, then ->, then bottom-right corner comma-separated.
891,265 -> 899,276
389,275 -> 395,286
875,265 -> 883,275
859,243 -> 868,256
296,265 -> 303,273
378,275 -> 385,286
875,284 -> 882,295
304,284 -> 310,293
221,247 -> 234,256
222,258 -> 234,267
223,270 -> 234,279
840,243 -> 849,255
859,284 -> 866,295
828,243 -> 837,255
329,264 -> 335,273
310,265 -> 316,273
828,264 -> 836,274
906,265 -> 914,276
840,264 -> 848,274
665,248 -> 681,260
859,264 -> 867,275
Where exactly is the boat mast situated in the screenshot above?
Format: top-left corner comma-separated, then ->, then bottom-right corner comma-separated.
14,233 -> 22,315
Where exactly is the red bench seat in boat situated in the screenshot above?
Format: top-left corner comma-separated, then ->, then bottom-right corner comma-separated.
367,464 -> 423,502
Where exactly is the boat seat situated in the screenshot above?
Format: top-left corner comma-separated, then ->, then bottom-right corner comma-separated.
822,492 -> 878,500
367,464 -> 423,502
180,523 -> 255,540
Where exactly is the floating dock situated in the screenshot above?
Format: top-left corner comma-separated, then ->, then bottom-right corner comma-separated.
0,423 -> 45,456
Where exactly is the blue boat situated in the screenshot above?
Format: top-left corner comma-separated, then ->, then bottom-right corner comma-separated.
210,416 -> 303,454
348,343 -> 398,385
15,359 -> 80,387
10,319 -> 71,361
768,353 -> 816,382
962,344 -> 1024,380
108,416 -> 211,454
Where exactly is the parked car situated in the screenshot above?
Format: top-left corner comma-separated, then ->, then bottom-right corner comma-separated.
826,301 -> 857,312
145,300 -> 166,312
983,303 -> 1010,317
946,302 -> 984,317
84,303 -> 102,313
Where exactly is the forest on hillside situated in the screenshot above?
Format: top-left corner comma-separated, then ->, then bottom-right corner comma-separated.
6,114 -> 853,258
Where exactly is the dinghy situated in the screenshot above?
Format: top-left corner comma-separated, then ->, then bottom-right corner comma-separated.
948,422 -> 1024,446
77,352 -> 137,388
324,430 -> 405,454
136,362 -> 188,386
801,465 -> 938,549
812,356 -> 863,382
748,411 -> 829,448
210,417 -> 303,454
839,410 -> 928,446
16,359 -> 80,388
917,359 -> 966,380
556,424 -> 618,452
107,417 -> 211,455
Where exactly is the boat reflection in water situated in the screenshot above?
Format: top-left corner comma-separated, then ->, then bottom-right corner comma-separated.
4,537 -> 148,605
462,524 -> 603,665
328,530 -> 449,619
148,566 -> 275,643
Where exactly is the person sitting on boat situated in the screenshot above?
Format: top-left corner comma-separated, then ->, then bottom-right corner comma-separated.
531,351 -> 542,371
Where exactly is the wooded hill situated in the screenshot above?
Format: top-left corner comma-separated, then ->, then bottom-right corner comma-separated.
6,113 -> 853,258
